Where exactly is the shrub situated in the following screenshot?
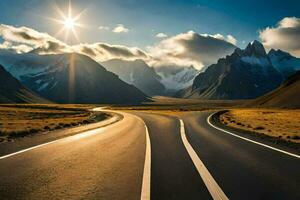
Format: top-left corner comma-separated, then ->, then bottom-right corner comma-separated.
30,129 -> 39,134
254,126 -> 265,130
291,135 -> 300,140
55,125 -> 62,129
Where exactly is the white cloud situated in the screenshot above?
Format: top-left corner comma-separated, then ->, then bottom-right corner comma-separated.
156,33 -> 168,38
148,31 -> 236,70
259,17 -> 300,57
0,24 -> 238,71
200,33 -> 237,45
112,24 -> 129,33
226,35 -> 237,45
98,26 -> 110,31
0,24 -> 147,62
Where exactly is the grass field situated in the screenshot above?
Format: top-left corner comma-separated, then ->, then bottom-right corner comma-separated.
220,109 -> 300,143
0,104 -> 109,142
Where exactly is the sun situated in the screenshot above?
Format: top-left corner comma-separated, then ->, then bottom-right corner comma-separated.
48,0 -> 86,42
64,18 -> 75,29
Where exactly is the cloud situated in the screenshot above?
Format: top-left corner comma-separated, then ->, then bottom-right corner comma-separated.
200,33 -> 237,45
0,24 -> 147,62
0,24 -> 69,54
112,24 -> 129,33
259,17 -> 300,57
0,24 -> 238,71
156,33 -> 168,38
147,31 -> 236,70
98,26 -> 110,31
0,41 -> 33,53
72,43 -> 148,62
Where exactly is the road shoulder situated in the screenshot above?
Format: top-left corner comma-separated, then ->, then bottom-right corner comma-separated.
210,110 -> 300,155
0,112 -> 123,157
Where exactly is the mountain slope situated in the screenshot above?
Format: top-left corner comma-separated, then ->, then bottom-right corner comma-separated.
0,52 -> 149,104
268,49 -> 300,78
0,65 -> 48,103
102,59 -> 165,96
179,41 -> 284,100
250,71 -> 300,108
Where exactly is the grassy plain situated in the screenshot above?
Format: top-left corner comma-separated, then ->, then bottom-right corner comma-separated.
220,109 -> 300,143
0,104 -> 108,142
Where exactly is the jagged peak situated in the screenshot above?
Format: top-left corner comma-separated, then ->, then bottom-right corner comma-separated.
244,40 -> 266,57
268,48 -> 291,57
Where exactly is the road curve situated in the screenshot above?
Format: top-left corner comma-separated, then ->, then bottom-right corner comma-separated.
133,112 -> 212,200
1,109 -> 299,200
180,111 -> 300,200
0,112 -> 147,200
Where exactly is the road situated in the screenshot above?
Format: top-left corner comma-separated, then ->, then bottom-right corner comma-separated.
0,112 -> 146,200
0,110 -> 299,199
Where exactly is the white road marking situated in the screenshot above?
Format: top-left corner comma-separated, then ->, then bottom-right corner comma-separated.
207,113 -> 300,159
179,119 -> 229,200
0,115 -> 119,160
140,124 -> 151,200
0,139 -> 63,160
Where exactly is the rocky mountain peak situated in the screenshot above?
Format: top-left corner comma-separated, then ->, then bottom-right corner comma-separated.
244,40 -> 267,57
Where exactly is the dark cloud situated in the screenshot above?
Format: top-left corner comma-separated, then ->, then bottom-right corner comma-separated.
98,43 -> 148,58
80,46 -> 97,57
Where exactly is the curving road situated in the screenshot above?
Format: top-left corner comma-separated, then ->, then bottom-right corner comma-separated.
0,109 -> 299,200
0,112 -> 147,200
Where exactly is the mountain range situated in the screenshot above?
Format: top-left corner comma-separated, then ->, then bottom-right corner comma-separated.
178,41 -> 300,100
0,40 -> 299,104
154,65 -> 199,94
0,50 -> 149,104
102,59 -> 199,96
0,64 -> 48,103
102,59 -> 165,96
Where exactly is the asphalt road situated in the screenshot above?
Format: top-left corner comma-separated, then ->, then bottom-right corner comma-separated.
0,110 -> 299,200
0,112 -> 146,200
134,112 -> 212,200
180,111 -> 300,200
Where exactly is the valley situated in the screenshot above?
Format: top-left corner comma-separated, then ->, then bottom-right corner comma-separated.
0,3 -> 299,199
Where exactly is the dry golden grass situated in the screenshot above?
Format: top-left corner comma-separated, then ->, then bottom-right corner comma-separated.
220,109 -> 300,143
0,104 -> 108,142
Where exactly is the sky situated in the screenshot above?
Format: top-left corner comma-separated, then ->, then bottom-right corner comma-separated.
0,0 -> 300,70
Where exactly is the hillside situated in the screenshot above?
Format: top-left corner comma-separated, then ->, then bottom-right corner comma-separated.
0,65 -> 48,103
251,71 -> 300,108
0,52 -> 149,104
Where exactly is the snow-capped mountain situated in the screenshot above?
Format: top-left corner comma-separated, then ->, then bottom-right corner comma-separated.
0,51 -> 148,104
154,65 -> 199,93
178,41 -> 284,99
102,59 -> 165,96
268,49 -> 300,78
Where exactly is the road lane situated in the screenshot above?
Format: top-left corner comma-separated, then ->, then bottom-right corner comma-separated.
0,112 -> 146,200
181,111 -> 300,200
134,112 -> 212,200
